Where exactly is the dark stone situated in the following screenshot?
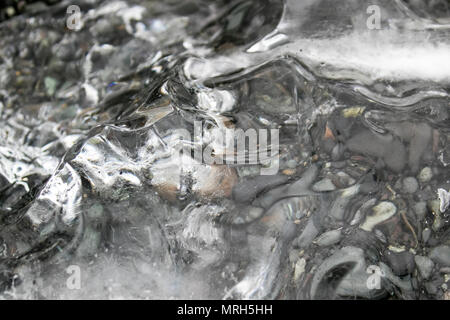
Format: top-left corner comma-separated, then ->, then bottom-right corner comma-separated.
346,130 -> 407,172
384,250 -> 415,276
232,174 -> 289,203
429,245 -> 450,267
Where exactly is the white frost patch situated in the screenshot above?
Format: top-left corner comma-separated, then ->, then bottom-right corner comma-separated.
438,188 -> 450,213
299,32 -> 450,83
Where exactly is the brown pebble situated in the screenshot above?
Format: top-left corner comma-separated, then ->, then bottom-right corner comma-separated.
194,165 -> 238,199
324,124 -> 335,140
444,291 -> 450,300
282,168 -> 296,176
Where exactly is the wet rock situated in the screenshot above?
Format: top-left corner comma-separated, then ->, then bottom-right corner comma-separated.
247,70 -> 296,115
310,246 -> 365,299
335,171 -> 356,187
18,41 -> 30,59
47,57 -> 65,75
232,174 -> 289,203
289,249 -> 300,263
414,255 -> 434,280
310,246 -> 389,299
418,167 -> 433,184
225,205 -> 264,225
294,218 -> 319,249
374,229 -> 387,243
331,143 -> 345,161
422,228 -> 431,244
429,246 -> 450,267
294,258 -> 306,281
287,165 -> 318,195
312,178 -> 336,192
313,229 -> 342,247
346,130 -> 407,172
44,76 -> 59,96
403,177 -> 419,194
64,62 -> 81,80
360,201 -> 397,232
385,122 -> 432,173
378,262 -> 414,296
194,165 -> 238,199
286,159 -> 297,169
359,174 -> 379,194
54,43 -> 76,62
350,198 -> 376,226
425,282 -> 438,295
151,152 -> 239,202
413,201 -> 427,220
384,250 -> 415,276
5,6 -> 15,18
445,291 -> 450,300
432,215 -> 444,233
407,123 -> 432,173
429,199 -> 444,232
329,184 -> 360,221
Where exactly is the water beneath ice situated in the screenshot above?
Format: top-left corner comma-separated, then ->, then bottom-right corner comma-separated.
0,0 -> 449,299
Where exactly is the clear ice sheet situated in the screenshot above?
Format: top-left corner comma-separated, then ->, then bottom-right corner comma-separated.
0,0 -> 449,299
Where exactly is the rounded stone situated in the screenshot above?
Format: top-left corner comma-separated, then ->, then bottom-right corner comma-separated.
422,228 -> 431,244
312,178 -> 336,192
403,177 -> 419,194
384,250 -> 415,276
413,201 -> 427,220
429,245 -> 450,267
360,201 -> 397,232
313,229 -> 342,247
418,167 -> 433,183
414,255 -> 434,280
286,159 -> 297,169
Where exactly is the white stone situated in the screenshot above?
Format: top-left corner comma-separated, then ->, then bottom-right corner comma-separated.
312,178 -> 336,192
418,167 -> 433,183
294,258 -> 306,281
313,229 -> 342,247
437,188 -> 450,213
360,201 -> 397,232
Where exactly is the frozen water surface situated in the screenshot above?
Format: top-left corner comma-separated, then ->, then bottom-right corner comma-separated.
0,0 -> 449,299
